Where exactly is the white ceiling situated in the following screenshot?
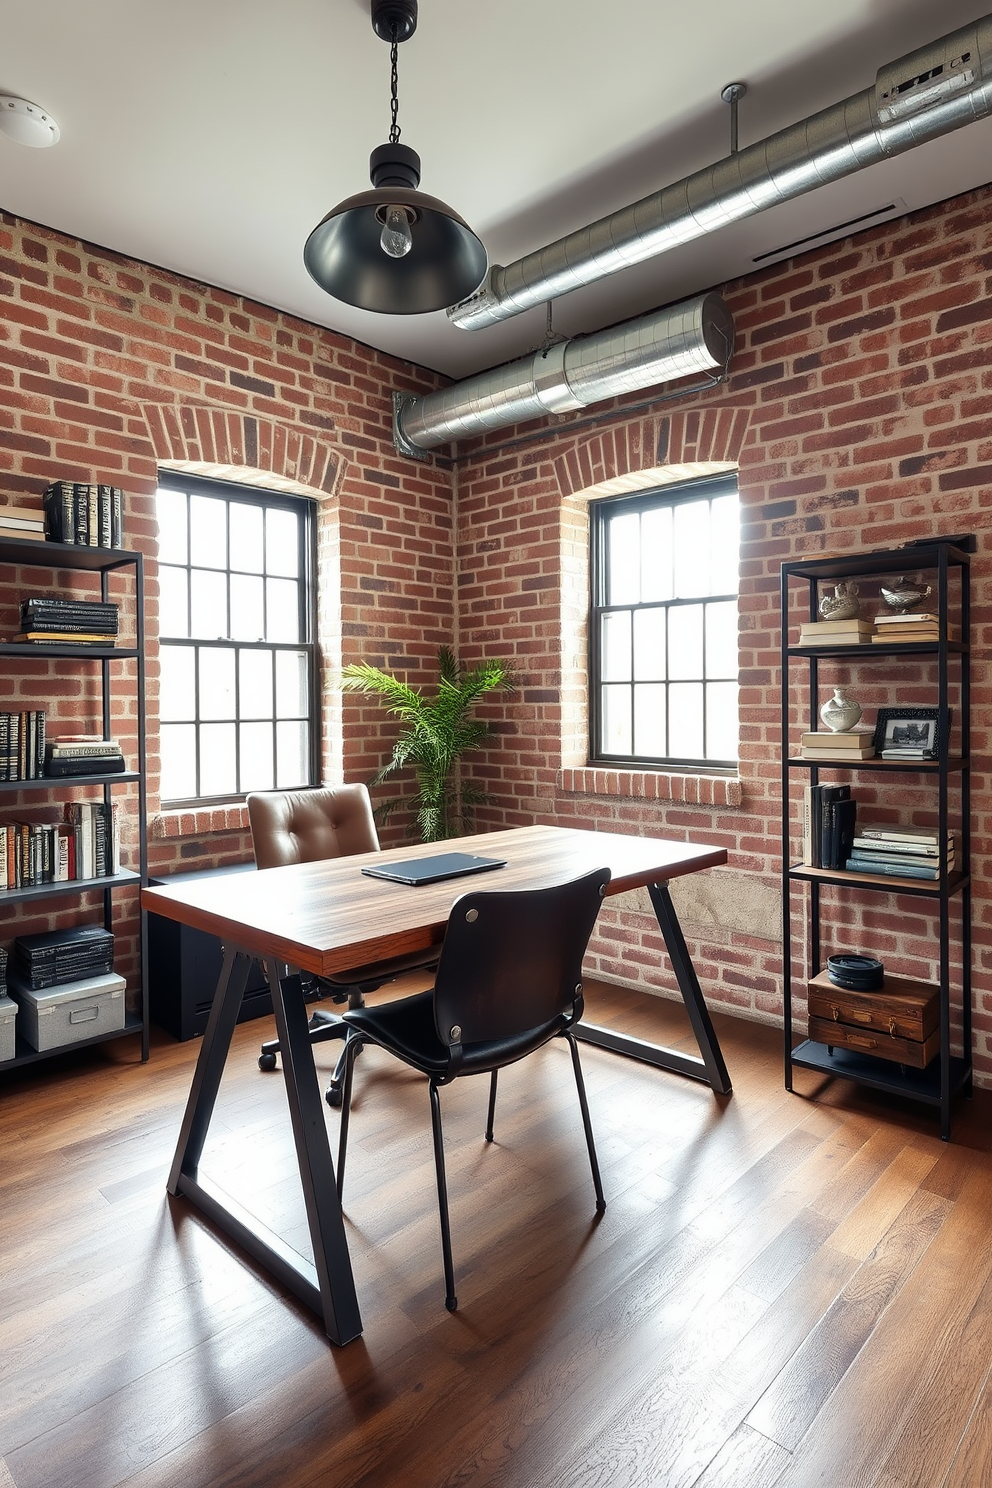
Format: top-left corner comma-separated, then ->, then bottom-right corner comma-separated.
1,0 -> 991,380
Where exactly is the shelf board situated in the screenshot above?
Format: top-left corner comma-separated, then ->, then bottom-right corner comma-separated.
789,863 -> 968,896
0,535 -> 137,572
782,544 -> 972,582
0,870 -> 141,906
789,641 -> 968,658
0,772 -> 139,792
2,1010 -> 144,1070
787,755 -> 968,773
0,643 -> 136,659
790,1039 -> 970,1107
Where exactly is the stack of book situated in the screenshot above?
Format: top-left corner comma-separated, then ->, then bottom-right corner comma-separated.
872,612 -> 958,643
800,729 -> 875,761
0,504 -> 45,544
802,783 -> 858,869
11,926 -> 114,990
17,596 -> 119,647
0,710 -> 46,781
845,823 -> 955,881
44,736 -> 126,778
43,481 -> 123,548
0,804 -> 120,888
797,617 -> 874,647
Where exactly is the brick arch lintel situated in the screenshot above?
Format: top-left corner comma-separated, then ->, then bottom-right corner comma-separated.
139,403 -> 344,500
553,405 -> 751,499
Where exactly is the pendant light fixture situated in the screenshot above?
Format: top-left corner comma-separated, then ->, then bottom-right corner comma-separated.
304,0 -> 487,315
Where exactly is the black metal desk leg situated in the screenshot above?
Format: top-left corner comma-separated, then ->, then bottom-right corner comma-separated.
262,955 -> 362,1346
647,881 -> 732,1096
168,945 -> 252,1193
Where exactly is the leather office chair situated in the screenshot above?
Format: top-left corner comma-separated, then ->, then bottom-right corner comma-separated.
335,866 -> 611,1312
247,785 -> 439,1106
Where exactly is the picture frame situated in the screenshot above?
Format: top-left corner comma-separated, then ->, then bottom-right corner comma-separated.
872,705 -> 947,758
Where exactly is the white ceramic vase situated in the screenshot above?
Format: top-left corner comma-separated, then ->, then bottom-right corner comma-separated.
820,687 -> 862,733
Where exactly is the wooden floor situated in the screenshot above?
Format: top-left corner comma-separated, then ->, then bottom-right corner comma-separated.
3,979 -> 992,1488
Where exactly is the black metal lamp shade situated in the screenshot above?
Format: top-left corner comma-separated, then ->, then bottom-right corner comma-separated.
304,185 -> 487,314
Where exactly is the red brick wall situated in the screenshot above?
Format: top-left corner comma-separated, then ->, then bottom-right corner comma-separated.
0,212 -> 449,990
1,182 -> 990,1084
452,185 -> 992,1082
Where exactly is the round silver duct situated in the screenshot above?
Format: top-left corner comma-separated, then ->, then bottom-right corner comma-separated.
448,15 -> 992,331
395,292 -> 733,453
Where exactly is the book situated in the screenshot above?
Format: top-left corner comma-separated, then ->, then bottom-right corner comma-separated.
873,611 -> 941,624
801,748 -> 877,762
851,837 -> 947,858
844,855 -> 943,880
44,756 -> 126,777
800,617 -> 874,634
99,485 -> 113,547
0,514 -> 45,531
112,487 -> 123,547
855,824 -> 946,845
47,740 -> 122,756
43,482 -> 75,543
0,504 -> 45,524
800,731 -> 875,753
819,785 -> 851,869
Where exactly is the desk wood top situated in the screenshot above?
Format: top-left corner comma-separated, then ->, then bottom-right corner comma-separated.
141,824 -> 727,979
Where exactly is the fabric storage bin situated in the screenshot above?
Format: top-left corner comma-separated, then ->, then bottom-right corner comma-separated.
11,971 -> 125,1052
0,994 -> 16,1061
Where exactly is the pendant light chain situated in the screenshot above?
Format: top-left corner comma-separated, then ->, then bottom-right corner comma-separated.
389,30 -> 401,144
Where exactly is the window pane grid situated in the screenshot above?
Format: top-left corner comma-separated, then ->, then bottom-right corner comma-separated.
591,479 -> 739,768
156,474 -> 315,806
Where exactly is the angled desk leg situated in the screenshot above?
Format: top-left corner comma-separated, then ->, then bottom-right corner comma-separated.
167,944 -> 362,1346
575,879 -> 732,1096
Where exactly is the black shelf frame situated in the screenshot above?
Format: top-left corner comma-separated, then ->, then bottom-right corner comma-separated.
780,542 -> 972,1141
0,536 -> 148,1068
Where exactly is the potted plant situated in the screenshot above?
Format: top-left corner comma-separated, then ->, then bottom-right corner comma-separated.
341,647 -> 514,842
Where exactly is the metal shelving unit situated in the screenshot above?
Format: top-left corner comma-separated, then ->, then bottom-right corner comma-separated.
0,535 -> 148,1066
781,542 -> 971,1141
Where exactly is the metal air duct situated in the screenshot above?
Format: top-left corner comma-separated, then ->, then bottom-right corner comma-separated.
394,292 -> 733,453
448,15 -> 992,330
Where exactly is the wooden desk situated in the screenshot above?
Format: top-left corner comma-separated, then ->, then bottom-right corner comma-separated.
143,823 -> 729,1345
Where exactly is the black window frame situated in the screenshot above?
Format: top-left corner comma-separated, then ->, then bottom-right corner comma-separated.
588,474 -> 740,771
156,469 -> 319,808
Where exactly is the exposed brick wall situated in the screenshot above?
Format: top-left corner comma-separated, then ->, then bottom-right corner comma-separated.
1,180 -> 990,1089
452,185 -> 992,1083
0,212 -> 449,994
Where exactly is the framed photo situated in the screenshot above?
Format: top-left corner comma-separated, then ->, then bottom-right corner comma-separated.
872,705 -> 947,758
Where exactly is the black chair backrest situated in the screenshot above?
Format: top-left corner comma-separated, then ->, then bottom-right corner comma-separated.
431,868 -> 611,1047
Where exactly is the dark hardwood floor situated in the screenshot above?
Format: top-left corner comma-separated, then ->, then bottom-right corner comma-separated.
2,979 -> 992,1488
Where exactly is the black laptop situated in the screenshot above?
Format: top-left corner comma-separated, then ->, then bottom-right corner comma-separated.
361,852 -> 507,887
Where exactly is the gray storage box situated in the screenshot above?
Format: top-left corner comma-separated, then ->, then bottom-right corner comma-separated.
12,971 -> 125,1052
0,994 -> 16,1061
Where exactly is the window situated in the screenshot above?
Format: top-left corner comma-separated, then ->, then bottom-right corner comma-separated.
589,475 -> 740,768
156,471 -> 317,806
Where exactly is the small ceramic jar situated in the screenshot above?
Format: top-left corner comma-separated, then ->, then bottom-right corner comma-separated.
819,687 -> 862,733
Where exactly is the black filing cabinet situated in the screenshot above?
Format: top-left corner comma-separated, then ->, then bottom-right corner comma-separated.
147,864 -> 271,1040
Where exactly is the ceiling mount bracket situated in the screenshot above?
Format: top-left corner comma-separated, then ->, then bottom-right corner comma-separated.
371,0 -> 418,43
721,82 -> 746,155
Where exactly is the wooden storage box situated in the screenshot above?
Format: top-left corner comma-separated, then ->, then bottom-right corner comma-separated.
807,969 -> 940,1070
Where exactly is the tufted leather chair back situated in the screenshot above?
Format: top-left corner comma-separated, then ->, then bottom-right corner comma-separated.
247,785 -> 379,870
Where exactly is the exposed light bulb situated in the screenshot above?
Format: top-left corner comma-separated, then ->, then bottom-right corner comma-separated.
380,204 -> 413,258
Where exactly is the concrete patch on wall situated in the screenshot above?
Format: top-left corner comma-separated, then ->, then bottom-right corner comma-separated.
612,868 -> 781,944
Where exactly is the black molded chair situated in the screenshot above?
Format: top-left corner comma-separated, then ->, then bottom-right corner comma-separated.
247,785 -> 439,1106
336,866 -> 611,1312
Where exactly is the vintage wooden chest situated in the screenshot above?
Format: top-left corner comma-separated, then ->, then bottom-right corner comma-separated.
807,969 -> 940,1069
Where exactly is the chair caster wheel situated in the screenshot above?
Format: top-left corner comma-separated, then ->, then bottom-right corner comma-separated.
325,1085 -> 343,1108
258,1052 -> 278,1072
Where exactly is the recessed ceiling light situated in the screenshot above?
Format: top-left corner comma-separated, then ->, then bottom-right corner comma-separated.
0,96 -> 60,148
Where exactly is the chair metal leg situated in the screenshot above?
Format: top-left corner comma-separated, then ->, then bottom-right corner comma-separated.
564,1030 -> 606,1213
336,1036 -> 361,1203
429,1081 -> 458,1312
485,1069 -> 498,1142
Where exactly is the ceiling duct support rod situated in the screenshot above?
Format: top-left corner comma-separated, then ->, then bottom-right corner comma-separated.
448,14 -> 992,331
394,292 -> 733,454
